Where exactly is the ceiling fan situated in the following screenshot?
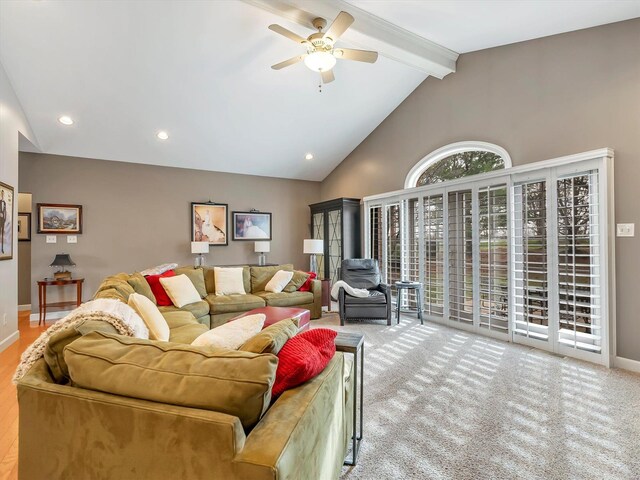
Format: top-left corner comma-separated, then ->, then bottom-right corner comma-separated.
269,11 -> 378,84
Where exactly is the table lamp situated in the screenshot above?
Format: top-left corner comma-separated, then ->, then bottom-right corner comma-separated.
191,241 -> 209,268
303,239 -> 323,276
50,254 -> 75,280
254,241 -> 270,266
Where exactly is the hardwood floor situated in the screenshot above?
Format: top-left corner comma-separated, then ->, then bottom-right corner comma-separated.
0,311 -> 47,480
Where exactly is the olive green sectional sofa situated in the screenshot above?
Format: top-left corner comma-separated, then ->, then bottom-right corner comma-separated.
94,264 -> 322,329
16,265 -> 353,480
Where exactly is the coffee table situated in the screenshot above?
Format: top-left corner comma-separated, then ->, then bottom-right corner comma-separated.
230,306 -> 311,332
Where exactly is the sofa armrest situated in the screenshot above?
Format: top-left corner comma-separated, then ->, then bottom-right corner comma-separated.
18,359 -> 247,480
232,353 -> 348,480
309,278 -> 322,319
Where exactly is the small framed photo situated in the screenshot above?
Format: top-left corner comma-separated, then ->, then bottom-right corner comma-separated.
192,202 -> 228,246
0,181 -> 14,260
17,213 -> 31,241
232,211 -> 272,241
37,203 -> 82,234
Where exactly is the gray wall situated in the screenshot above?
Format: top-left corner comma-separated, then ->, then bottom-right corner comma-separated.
320,19 -> 640,360
19,153 -> 320,309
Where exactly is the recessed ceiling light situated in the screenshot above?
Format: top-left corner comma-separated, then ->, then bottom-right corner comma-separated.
58,115 -> 74,125
305,153 -> 314,160
157,131 -> 169,140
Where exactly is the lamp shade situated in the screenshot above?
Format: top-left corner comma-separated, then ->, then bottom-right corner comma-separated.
303,239 -> 324,255
254,241 -> 270,253
49,254 -> 75,267
191,241 -> 209,254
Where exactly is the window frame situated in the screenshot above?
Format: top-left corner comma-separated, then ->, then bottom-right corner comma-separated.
404,141 -> 513,189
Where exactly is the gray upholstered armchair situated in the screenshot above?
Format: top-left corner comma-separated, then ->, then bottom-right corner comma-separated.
338,259 -> 392,326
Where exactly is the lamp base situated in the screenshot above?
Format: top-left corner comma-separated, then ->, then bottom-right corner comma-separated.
309,254 -> 318,276
257,253 -> 267,266
194,254 -> 205,268
54,271 -> 72,280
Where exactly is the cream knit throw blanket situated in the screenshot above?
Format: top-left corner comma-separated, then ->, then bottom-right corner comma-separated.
12,310 -> 136,384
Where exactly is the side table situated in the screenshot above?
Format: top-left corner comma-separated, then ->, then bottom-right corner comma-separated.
335,332 -> 364,466
37,278 -> 84,326
320,278 -> 332,311
394,281 -> 424,325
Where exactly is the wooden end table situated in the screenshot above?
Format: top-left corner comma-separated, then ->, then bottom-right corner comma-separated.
335,332 -> 364,466
320,278 -> 332,311
37,278 -> 84,325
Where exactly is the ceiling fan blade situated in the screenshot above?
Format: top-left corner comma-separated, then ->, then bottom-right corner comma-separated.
271,54 -> 307,70
321,69 -> 335,84
323,11 -> 354,41
268,24 -> 307,44
333,48 -> 378,63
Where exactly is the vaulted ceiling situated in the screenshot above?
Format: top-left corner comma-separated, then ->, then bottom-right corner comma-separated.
1,0 -> 638,181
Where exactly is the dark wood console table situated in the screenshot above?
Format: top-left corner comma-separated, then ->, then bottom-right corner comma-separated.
37,278 -> 84,325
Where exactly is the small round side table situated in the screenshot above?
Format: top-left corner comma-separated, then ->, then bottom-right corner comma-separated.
394,281 -> 424,325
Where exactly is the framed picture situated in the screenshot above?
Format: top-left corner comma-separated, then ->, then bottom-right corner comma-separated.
17,212 -> 31,242
0,182 -> 14,261
37,203 -> 83,234
232,211 -> 272,241
192,202 -> 228,246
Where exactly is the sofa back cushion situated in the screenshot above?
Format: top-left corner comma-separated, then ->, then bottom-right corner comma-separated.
126,272 -> 156,304
239,318 -> 298,355
202,266 -> 251,295
44,319 -> 119,383
174,266 -> 207,298
64,331 -> 278,429
93,273 -> 136,303
283,270 -> 311,293
251,264 -> 294,293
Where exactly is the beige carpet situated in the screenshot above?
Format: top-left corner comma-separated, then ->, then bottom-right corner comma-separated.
313,312 -> 640,480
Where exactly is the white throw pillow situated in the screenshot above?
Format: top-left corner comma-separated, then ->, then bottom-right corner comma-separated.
265,270 -> 295,293
214,267 -> 246,296
191,314 -> 266,349
76,298 -> 149,339
127,293 -> 170,341
159,274 -> 201,308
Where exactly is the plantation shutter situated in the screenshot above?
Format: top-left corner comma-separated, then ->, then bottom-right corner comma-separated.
369,206 -> 383,270
400,198 -> 420,308
478,185 -> 509,332
423,194 -> 444,316
512,180 -> 550,340
556,171 -> 602,353
386,203 -> 401,295
448,190 -> 474,324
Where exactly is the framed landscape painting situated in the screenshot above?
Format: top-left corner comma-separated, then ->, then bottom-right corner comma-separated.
232,211 -> 272,241
18,212 -> 31,241
37,203 -> 83,234
192,202 -> 228,246
0,181 -> 14,261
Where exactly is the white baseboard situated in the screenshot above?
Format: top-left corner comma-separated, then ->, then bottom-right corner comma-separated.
18,304 -> 31,311
0,330 -> 20,353
614,356 -> 640,374
29,310 -> 72,323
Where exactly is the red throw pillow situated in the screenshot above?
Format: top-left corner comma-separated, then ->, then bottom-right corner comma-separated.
145,270 -> 176,306
298,271 -> 317,292
272,328 -> 337,398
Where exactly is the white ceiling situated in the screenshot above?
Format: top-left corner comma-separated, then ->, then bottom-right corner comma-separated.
1,1 -> 638,181
348,0 -> 640,53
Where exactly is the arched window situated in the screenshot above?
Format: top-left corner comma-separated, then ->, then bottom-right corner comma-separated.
404,141 -> 512,188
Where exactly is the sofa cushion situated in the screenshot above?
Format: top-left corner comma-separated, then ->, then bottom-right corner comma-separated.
214,267 -> 246,295
203,266 -> 251,295
343,290 -> 387,304
158,300 -> 210,320
145,270 -> 176,306
239,318 -> 298,355
255,291 -> 314,308
265,270 -> 294,293
251,264 -> 293,293
95,275 -> 135,303
168,322 -> 209,344
44,319 -> 119,383
206,294 -> 265,314
126,272 -> 156,304
298,271 -> 317,292
283,270 -> 311,293
272,328 -> 337,397
65,331 -> 278,429
174,266 -> 207,298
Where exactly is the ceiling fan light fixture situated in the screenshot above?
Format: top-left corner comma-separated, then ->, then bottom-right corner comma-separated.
304,51 -> 336,72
